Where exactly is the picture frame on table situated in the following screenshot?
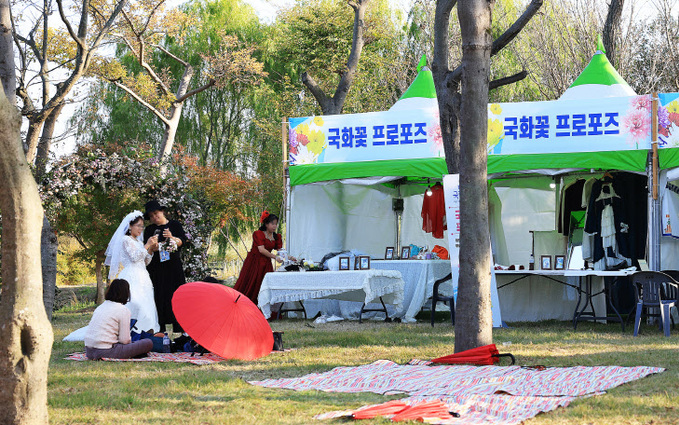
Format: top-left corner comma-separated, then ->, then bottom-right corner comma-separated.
354,256 -> 361,270
554,255 -> 565,270
338,256 -> 350,271
359,255 -> 371,270
400,246 -> 411,260
384,247 -> 395,260
540,255 -> 552,270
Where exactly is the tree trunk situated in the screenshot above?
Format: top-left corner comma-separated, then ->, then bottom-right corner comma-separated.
301,0 -> 369,116
455,0 -> 494,353
602,0 -> 624,68
95,249 -> 106,305
159,104 -> 183,161
24,119 -> 44,162
0,80 -> 53,425
432,0 -> 461,173
40,217 -> 57,321
35,103 -> 65,178
0,0 -> 14,106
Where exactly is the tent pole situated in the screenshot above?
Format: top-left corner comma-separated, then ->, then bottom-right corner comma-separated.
652,93 -> 659,200
650,93 -> 661,270
282,117 -> 290,253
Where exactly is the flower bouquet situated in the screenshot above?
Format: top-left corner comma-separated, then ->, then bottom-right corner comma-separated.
303,259 -> 323,271
160,238 -> 178,253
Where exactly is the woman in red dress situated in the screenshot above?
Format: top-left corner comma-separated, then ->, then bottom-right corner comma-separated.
234,212 -> 292,304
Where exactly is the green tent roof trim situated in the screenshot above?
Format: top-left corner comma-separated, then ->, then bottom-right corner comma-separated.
398,68 -> 436,100
596,35 -> 606,54
569,47 -> 631,89
288,150 -> 650,186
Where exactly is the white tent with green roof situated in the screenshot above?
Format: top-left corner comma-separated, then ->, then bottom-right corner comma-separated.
559,38 -> 636,101
282,43 -> 678,321
389,56 -> 438,112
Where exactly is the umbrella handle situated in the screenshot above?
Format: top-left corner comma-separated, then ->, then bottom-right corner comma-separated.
492,353 -> 516,365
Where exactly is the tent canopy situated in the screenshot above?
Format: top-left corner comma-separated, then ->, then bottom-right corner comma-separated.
288,43 -> 655,186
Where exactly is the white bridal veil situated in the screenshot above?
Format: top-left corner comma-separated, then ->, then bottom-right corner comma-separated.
105,210 -> 144,280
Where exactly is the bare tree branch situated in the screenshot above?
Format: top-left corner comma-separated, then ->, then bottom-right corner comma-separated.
603,0 -> 624,68
451,0 -> 543,83
120,9 -> 140,38
489,70 -> 527,91
152,43 -> 189,67
140,0 -> 166,35
175,79 -> 216,103
331,0 -> 368,113
56,0 -> 82,48
432,0 -> 457,77
90,0 -> 128,49
300,71 -> 330,111
109,78 -> 170,126
490,0 -> 543,56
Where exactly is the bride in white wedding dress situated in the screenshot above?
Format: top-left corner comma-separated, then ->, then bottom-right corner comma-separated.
64,211 -> 160,341
114,213 -> 160,333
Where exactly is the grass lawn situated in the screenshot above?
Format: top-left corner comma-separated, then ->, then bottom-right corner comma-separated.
50,308 -> 679,424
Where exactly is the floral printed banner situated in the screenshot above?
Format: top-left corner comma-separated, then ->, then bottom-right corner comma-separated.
487,95 -> 655,155
288,108 -> 443,165
657,93 -> 679,148
289,93 -> 679,166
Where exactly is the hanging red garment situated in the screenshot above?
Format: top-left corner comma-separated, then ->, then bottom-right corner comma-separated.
421,182 -> 447,239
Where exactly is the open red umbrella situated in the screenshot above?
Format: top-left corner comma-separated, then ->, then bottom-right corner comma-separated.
430,344 -> 515,366
172,282 -> 273,360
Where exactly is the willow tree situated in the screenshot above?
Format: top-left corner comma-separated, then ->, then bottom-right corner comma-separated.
0,0 -> 53,422
433,0 -> 542,351
96,1 -> 265,163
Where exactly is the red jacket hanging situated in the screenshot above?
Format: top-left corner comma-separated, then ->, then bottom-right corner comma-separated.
421,182 -> 446,239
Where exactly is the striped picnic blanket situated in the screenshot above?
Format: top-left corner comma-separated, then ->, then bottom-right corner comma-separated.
250,360 -> 664,424
66,351 -> 225,365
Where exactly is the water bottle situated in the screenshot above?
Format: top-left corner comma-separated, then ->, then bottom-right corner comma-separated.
529,254 -> 535,270
162,332 -> 171,353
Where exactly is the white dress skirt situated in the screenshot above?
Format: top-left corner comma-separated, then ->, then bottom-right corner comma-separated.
116,236 -> 159,333
63,236 -> 159,341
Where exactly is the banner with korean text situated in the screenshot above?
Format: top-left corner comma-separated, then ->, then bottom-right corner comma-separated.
288,108 -> 443,165
287,94 -> 671,165
443,174 -> 503,328
488,95 -> 653,155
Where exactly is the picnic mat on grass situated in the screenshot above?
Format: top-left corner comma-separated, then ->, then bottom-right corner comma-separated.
249,360 -> 664,424
66,351 -> 226,365
66,348 -> 294,365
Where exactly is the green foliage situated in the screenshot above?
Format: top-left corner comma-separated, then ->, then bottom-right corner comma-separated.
41,142 -> 258,281
270,0 -> 407,114
56,239 -> 96,287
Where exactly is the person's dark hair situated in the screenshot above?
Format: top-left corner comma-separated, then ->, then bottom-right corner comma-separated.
106,279 -> 130,304
125,216 -> 144,235
259,213 -> 279,232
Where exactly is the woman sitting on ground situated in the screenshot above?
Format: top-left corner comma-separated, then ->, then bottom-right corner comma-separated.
84,279 -> 153,360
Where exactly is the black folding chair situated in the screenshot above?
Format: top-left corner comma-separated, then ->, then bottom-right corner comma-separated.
630,271 -> 677,337
431,273 -> 455,327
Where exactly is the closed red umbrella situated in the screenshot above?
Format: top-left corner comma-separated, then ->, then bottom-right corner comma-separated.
352,400 -> 409,419
172,282 -> 273,360
430,344 -> 515,366
390,400 -> 456,422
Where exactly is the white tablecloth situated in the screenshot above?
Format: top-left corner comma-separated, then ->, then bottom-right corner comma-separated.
257,269 -> 405,319
371,260 -> 452,322
494,269 -> 636,322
